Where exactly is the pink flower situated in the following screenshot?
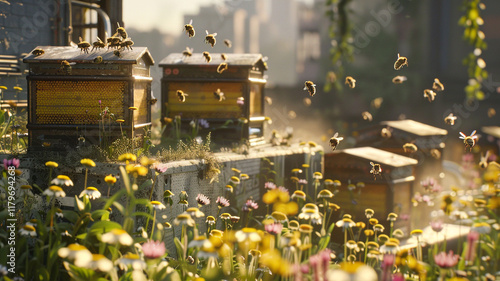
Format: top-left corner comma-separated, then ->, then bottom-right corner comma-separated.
264,182 -> 276,190
3,158 -> 20,170
434,251 -> 459,268
142,240 -> 165,259
265,223 -> 283,235
216,196 -> 230,208
382,254 -> 395,281
243,199 -> 258,211
196,194 -> 210,206
392,273 -> 405,281
153,163 -> 168,173
465,231 -> 479,263
430,220 -> 444,233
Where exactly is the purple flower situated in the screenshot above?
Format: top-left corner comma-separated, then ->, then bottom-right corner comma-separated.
242,199 -> 258,212
3,158 -> 20,170
264,182 -> 276,190
216,196 -> 230,208
198,119 -> 210,129
265,223 -> 283,235
430,220 -> 444,233
142,240 -> 165,259
196,194 -> 210,206
298,179 -> 308,185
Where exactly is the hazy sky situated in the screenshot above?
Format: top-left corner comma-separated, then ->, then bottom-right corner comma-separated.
123,0 -> 224,35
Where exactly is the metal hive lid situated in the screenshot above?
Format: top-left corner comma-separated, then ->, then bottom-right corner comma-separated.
333,146 -> 418,167
159,53 -> 267,69
380,119 -> 448,136
23,46 -> 154,65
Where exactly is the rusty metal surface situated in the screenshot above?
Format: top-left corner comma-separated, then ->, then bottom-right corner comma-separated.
159,53 -> 266,69
381,119 -> 448,136
23,46 -> 154,65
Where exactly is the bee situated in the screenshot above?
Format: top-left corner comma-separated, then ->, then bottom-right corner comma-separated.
362,111 -> 373,122
303,81 -> 316,96
120,38 -> 134,50
32,48 -> 45,56
113,50 -> 121,57
42,142 -> 51,147
176,90 -> 188,102
184,19 -> 195,38
345,76 -> 356,88
371,97 -> 383,109
91,36 -> 105,51
381,127 -> 392,139
93,56 -> 103,64
479,150 -> 491,169
202,51 -> 212,63
116,22 -> 127,39
217,62 -> 228,74
403,143 -> 418,153
205,30 -> 217,47
214,88 -> 225,101
265,96 -> 273,105
329,132 -> 344,151
107,33 -> 122,49
488,108 -> 496,118
430,149 -> 441,160
394,53 -> 408,70
423,89 -> 436,102
370,162 -> 382,179
432,78 -> 444,92
182,47 -> 193,57
444,113 -> 457,125
221,53 -> 227,61
60,60 -> 75,74
459,130 -> 478,151
224,39 -> 232,48
392,75 -> 407,84
77,36 -> 91,53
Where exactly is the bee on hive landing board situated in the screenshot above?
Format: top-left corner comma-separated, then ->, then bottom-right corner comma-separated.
424,89 -> 436,102
182,47 -> 193,58
107,32 -> 122,49
203,51 -> 212,63
32,48 -> 44,56
459,130 -> 478,151
217,62 -> 228,74
78,36 -> 91,53
345,76 -> 356,88
205,30 -> 217,47
184,19 -> 195,38
92,37 -> 105,51
221,53 -> 227,61
433,78 -> 444,92
120,38 -> 134,50
177,90 -> 188,102
224,39 -> 232,48
479,150 -> 491,169
93,56 -> 103,64
403,143 -> 418,153
303,81 -> 316,96
394,53 -> 408,70
329,132 -> 344,151
113,50 -> 121,57
370,162 -> 382,179
60,60 -> 75,74
116,22 -> 127,39
392,75 -> 407,84
444,113 -> 457,125
362,111 -> 373,122
214,88 -> 225,102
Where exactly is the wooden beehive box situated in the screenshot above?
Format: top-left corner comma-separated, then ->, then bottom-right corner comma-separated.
325,147 -> 418,234
159,53 -> 267,145
23,46 -> 154,148
481,126 -> 500,156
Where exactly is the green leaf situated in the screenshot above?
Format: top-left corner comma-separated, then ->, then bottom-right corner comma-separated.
174,237 -> 185,260
102,188 -> 127,211
91,209 -> 110,221
131,211 -> 154,220
89,220 -> 122,235
119,166 -> 131,194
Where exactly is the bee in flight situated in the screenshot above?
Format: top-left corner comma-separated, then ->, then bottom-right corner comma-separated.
432,78 -> 444,92
217,62 -> 228,74
205,30 -> 217,47
202,51 -> 212,63
176,90 -> 188,102
77,36 -> 91,53
459,130 -> 478,151
362,111 -> 373,122
182,47 -> 193,58
91,36 -> 105,51
214,88 -> 225,102
116,22 -> 127,39
221,53 -> 228,61
32,48 -> 45,56
394,53 -> 408,70
479,150 -> 490,169
423,89 -> 436,102
430,149 -> 441,160
488,108 -> 496,118
444,113 -> 457,125
303,81 -> 316,96
224,39 -> 232,48
184,19 -> 195,38
392,75 -> 407,84
370,162 -> 382,179
345,76 -> 356,88
381,127 -> 392,139
403,143 -> 418,153
329,132 -> 344,151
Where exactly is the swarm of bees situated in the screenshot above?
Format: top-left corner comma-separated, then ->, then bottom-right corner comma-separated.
303,81 -> 316,96
217,62 -> 228,74
329,132 -> 344,151
345,76 -> 356,88
176,90 -> 188,102
184,19 -> 195,38
394,53 -> 408,70
423,89 -> 436,102
392,75 -> 407,84
459,130 -> 478,151
214,88 -> 225,102
444,113 -> 457,125
403,143 -> 418,153
370,162 -> 382,179
205,30 -> 217,47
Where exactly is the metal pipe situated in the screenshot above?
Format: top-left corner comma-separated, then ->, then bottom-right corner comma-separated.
71,0 -> 112,41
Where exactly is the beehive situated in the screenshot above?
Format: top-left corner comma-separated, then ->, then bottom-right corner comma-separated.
159,53 -> 267,145
23,46 -> 154,148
